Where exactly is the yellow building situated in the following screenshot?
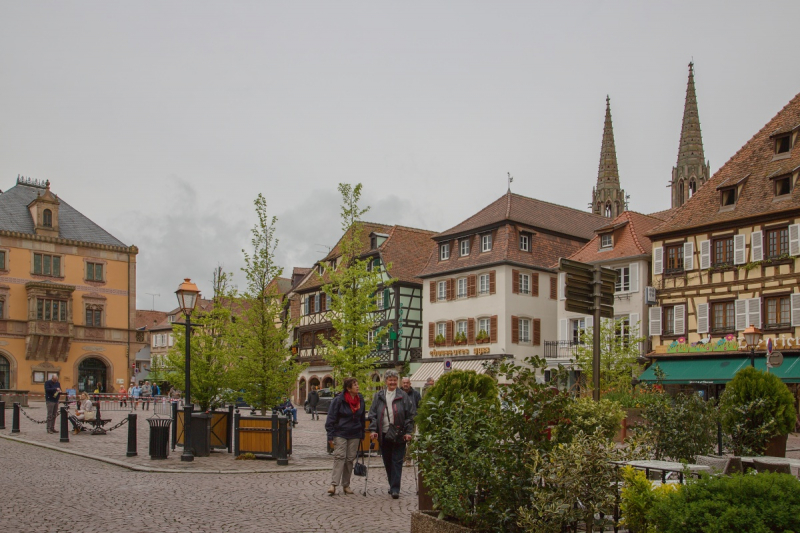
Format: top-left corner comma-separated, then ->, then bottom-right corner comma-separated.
0,177 -> 140,397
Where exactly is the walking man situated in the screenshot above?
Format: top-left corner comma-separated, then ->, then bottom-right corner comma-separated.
308,386 -> 320,421
401,377 -> 422,410
44,374 -> 62,434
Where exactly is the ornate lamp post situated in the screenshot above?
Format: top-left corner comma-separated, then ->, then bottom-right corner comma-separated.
175,278 -> 200,462
743,324 -> 763,368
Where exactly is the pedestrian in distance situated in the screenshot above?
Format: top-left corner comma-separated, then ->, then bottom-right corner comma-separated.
368,369 -> 416,499
401,377 -> 422,411
44,374 -> 62,434
279,396 -> 297,426
422,377 -> 435,397
118,385 -> 127,408
308,385 -> 320,421
141,381 -> 152,410
325,378 -> 366,496
131,383 -> 141,410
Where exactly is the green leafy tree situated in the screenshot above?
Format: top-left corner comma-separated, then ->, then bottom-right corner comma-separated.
320,183 -> 392,391
416,370 -> 499,434
574,316 -> 646,395
642,392 -> 718,461
164,268 -> 236,411
231,194 -> 306,414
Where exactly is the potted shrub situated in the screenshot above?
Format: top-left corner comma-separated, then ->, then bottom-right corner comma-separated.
454,332 -> 467,346
720,366 -> 796,457
475,330 -> 489,344
434,334 -> 446,346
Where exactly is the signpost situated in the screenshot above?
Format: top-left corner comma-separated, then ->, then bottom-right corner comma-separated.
559,258 -> 618,401
766,338 -> 783,372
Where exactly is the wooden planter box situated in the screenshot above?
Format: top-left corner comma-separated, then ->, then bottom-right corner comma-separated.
234,411 -> 293,459
172,404 -> 233,453
476,338 -> 490,344
765,433 -> 788,458
411,512 -> 475,533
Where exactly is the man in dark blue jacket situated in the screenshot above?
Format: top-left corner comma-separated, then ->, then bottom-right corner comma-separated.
44,375 -> 62,434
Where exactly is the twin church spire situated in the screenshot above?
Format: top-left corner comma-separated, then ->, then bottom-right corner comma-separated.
591,63 -> 708,217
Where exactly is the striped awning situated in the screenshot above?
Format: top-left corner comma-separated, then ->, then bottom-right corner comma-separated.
409,358 -> 494,386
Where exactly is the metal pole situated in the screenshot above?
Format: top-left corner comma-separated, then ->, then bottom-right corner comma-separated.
592,266 -> 602,402
12,402 -> 20,433
127,413 -> 137,457
750,347 -> 755,368
276,415 -> 288,466
181,315 -> 194,462
717,420 -> 723,456
0,401 -> 5,430
59,406 -> 69,443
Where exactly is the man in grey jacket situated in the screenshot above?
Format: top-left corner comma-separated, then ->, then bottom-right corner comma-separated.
368,370 -> 416,499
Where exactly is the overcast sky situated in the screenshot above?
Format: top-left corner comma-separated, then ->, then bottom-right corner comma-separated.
2,2 -> 799,310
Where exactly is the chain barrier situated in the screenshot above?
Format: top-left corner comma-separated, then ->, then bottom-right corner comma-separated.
19,406 -> 48,424
104,417 -> 129,433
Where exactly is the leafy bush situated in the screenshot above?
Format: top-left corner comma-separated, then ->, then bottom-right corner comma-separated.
603,382 -> 666,409
720,366 -> 797,456
558,397 -> 624,441
619,466 -> 678,533
643,392 -> 718,461
648,473 -> 800,533
416,370 -> 498,434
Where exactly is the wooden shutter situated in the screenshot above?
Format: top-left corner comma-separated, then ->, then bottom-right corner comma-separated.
319,292 -> 326,312
700,240 -> 711,269
653,247 -> 663,275
490,315 -> 498,342
747,298 -> 761,329
511,315 -> 519,344
467,318 -> 476,344
734,234 -> 746,265
532,273 -> 539,297
629,263 -> 638,293
735,299 -> 748,331
558,272 -> 566,300
683,242 -> 694,271
791,294 -> 800,327
383,288 -> 390,310
489,271 -> 496,294
447,278 -> 455,301
428,322 -> 435,347
751,231 -> 764,261
467,275 -> 477,297
533,319 -> 541,346
550,276 -> 557,300
649,307 -> 662,336
559,318 -> 568,341
512,269 -> 520,294
697,303 -> 709,334
446,320 -> 454,346
314,294 -> 320,313
790,224 -> 800,256
674,305 -> 685,335
429,281 -> 436,303
629,313 -> 639,338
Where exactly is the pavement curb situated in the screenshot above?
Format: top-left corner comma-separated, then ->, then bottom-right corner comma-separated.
0,434 -> 331,474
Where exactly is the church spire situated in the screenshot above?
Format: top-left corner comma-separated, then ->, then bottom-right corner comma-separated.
671,62 -> 710,208
592,96 -> 626,218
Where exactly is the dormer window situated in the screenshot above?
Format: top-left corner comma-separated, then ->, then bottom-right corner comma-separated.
43,209 -> 53,227
459,239 -> 470,257
440,243 -> 450,261
317,263 -> 324,275
720,187 -> 736,207
481,234 -> 492,252
600,234 -> 613,248
519,233 -> 530,252
775,175 -> 792,196
776,135 -> 791,154
370,236 -> 377,249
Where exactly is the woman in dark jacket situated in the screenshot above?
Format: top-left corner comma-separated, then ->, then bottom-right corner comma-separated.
325,377 -> 365,496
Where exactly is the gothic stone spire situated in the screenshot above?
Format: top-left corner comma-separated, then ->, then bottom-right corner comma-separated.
592,96 -> 626,218
671,62 -> 711,208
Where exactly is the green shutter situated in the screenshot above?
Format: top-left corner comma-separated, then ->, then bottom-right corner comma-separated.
383,289 -> 390,309
33,253 -> 41,274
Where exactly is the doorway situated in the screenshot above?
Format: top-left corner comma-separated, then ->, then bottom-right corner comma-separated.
78,357 -> 107,393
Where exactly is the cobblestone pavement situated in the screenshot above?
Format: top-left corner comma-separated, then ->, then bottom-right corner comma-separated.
1,404 -> 418,532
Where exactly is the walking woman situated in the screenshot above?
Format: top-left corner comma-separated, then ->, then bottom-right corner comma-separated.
368,369 -> 416,499
325,377 -> 366,496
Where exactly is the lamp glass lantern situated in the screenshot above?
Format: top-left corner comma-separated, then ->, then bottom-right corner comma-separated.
175,278 -> 200,316
743,325 -> 763,348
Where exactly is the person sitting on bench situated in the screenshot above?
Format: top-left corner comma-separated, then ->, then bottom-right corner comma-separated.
69,393 -> 95,434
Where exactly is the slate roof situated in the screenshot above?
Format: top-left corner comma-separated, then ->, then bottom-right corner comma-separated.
568,211 -> 668,264
0,181 -> 128,247
648,92 -> 800,237
294,222 -> 437,292
435,192 -> 608,241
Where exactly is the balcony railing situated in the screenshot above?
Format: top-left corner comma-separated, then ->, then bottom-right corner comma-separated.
544,340 -> 583,359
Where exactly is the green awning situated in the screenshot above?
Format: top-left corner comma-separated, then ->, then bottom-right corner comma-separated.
640,355 -> 800,384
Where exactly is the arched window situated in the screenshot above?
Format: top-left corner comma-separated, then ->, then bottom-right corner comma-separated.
78,357 -> 107,393
689,178 -> 697,197
605,203 -> 612,218
43,209 -> 53,227
678,180 -> 685,206
0,354 -> 10,389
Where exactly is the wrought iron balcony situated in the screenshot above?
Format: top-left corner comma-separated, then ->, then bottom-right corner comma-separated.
544,340 -> 582,359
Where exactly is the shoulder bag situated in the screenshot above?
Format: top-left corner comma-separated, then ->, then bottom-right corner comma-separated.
384,400 -> 402,443
353,441 -> 367,477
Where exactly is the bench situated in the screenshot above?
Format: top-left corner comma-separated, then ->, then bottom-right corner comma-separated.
82,416 -> 112,435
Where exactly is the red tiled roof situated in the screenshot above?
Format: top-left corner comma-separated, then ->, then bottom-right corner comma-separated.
135,310 -> 168,330
569,211 -> 666,264
648,92 -> 800,237
266,277 -> 293,296
436,192 -> 608,241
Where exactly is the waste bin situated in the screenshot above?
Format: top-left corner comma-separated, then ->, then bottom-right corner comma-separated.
190,412 -> 212,457
148,418 -> 172,459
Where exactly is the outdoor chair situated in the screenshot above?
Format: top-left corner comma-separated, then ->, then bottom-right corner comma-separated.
752,459 -> 792,475
724,457 -> 743,475
695,455 -> 729,475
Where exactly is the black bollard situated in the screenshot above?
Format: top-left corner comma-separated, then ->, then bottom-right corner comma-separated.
276,415 -> 288,466
0,401 -> 5,430
227,404 -> 234,453
127,413 -> 137,457
95,401 -> 101,422
171,401 -> 178,451
60,406 -> 69,443
12,402 -> 20,433
717,420 -> 723,456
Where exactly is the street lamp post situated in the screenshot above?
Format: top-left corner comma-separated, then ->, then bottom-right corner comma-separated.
175,278 -> 200,463
743,324 -> 763,368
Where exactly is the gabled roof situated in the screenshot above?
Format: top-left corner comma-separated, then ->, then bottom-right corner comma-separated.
135,310 -> 169,330
569,211 -> 667,264
649,92 -> 800,237
293,222 -> 437,292
0,181 -> 128,247
435,192 -> 608,241
266,277 -> 293,296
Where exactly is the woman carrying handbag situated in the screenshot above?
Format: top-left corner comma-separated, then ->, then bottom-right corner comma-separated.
325,377 -> 366,496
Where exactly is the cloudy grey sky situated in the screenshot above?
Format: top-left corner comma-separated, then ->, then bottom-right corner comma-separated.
2,2 -> 799,309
